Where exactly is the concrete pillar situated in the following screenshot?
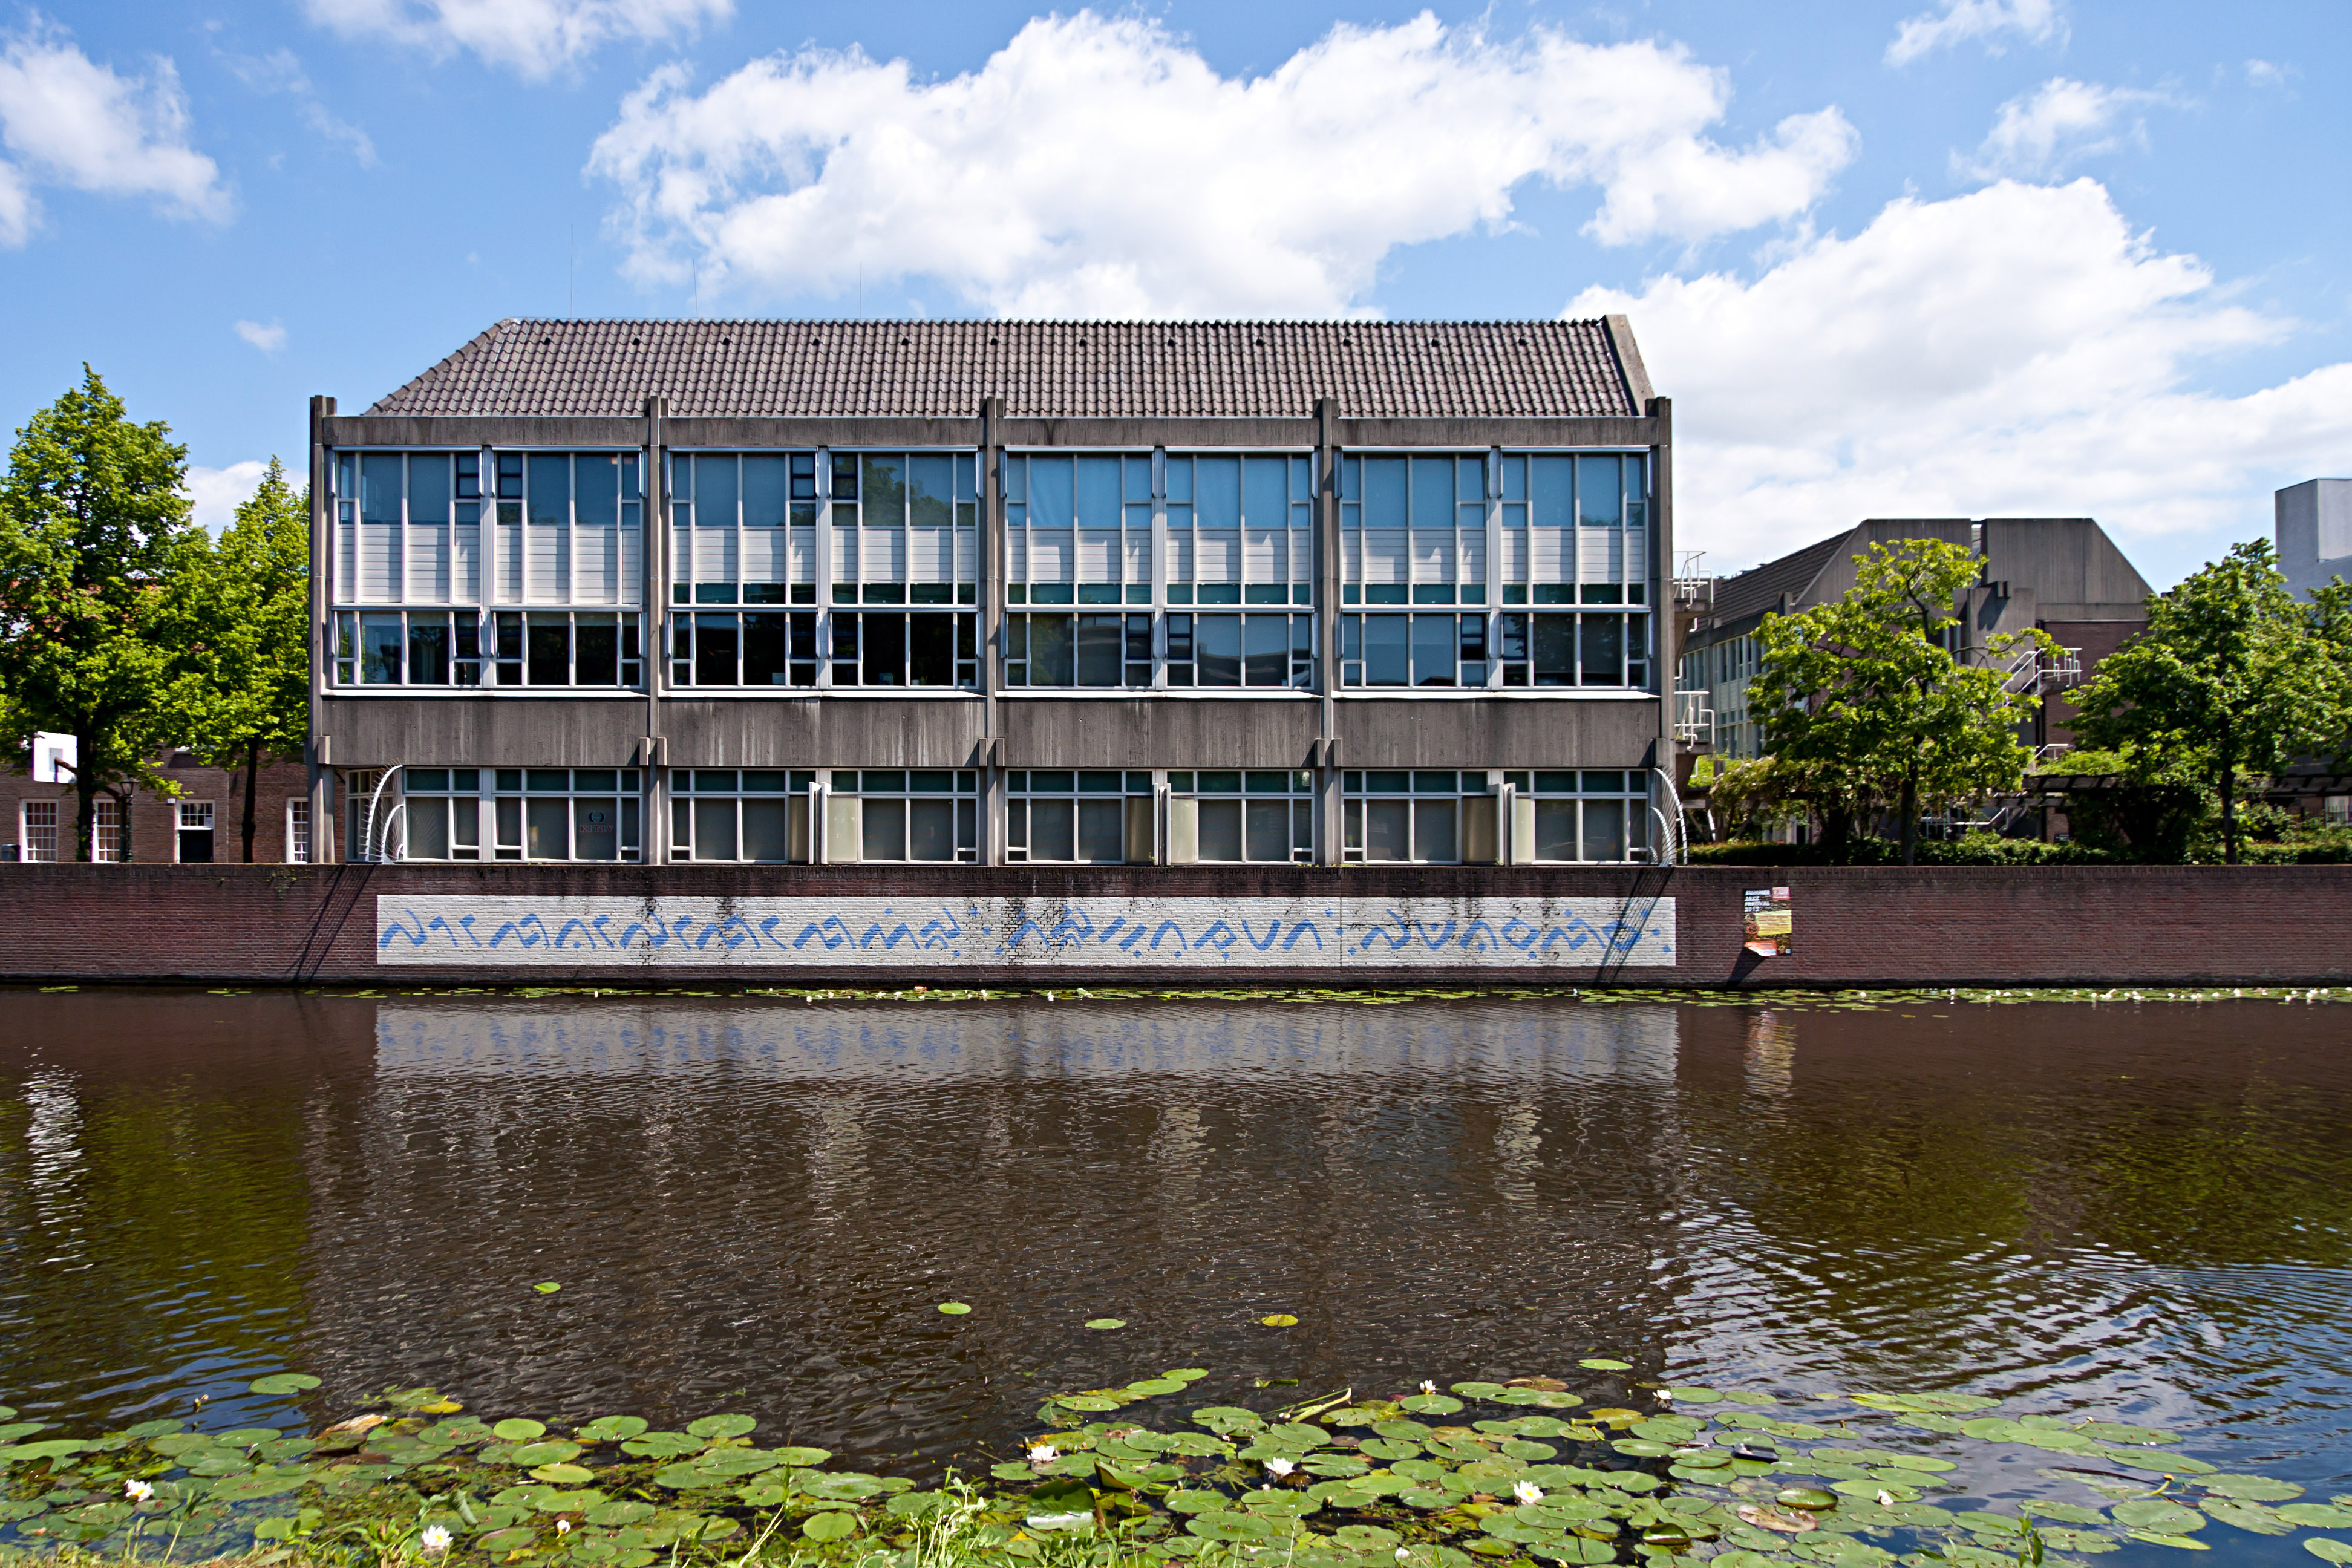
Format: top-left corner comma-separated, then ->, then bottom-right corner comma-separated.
1315,397 -> 1341,866
644,395 -> 670,864
307,394 -> 336,864
980,396 -> 1005,864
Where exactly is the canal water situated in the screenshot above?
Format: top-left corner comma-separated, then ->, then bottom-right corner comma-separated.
1,989 -> 2347,1510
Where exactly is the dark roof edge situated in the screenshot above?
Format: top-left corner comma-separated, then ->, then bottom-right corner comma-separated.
1601,315 -> 1654,412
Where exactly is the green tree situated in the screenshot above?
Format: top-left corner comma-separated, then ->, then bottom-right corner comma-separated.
0,369 -> 192,861
2069,541 -> 2346,864
1751,538 -> 2056,864
158,458 -> 310,861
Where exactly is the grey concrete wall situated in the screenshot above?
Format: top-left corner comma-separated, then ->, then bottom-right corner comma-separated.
1002,697 -> 1321,768
2278,479 -> 2352,601
665,697 -> 988,768
1336,697 -> 1660,769
324,697 -> 649,768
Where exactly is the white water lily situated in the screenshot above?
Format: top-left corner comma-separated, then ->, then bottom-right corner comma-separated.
1655,1388 -> 1674,1403
1877,1489 -> 1896,1508
124,1480 -> 154,1503
555,1520 -> 572,1536
1512,1481 -> 1544,1504
1396,1552 -> 1411,1563
1030,1443 -> 1059,1463
1264,1457 -> 1296,1478
420,1526 -> 452,1555
1419,1381 -> 1436,1395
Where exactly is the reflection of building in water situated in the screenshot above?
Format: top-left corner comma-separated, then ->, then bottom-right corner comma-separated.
317,998 -> 1701,1448
1743,1010 -> 1797,1097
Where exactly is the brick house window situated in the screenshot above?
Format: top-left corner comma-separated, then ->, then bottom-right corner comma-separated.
92,797 -> 123,862
21,802 -> 57,861
177,800 -> 216,863
286,799 -> 310,863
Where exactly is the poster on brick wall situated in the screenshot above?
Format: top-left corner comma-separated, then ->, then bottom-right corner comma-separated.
1743,886 -> 1792,958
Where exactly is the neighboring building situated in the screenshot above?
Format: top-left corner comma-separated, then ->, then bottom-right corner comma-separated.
2276,479 -> 2352,601
304,318 -> 1677,867
1676,517 -> 2154,767
3,744 -> 315,864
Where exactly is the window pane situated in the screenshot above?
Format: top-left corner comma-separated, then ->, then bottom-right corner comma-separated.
1244,799 -> 1289,862
1198,799 -> 1243,862
862,455 -> 905,524
1029,614 -> 1074,686
908,799 -> 955,861
743,798 -> 792,861
743,455 -> 790,526
695,454 -> 738,525
1365,799 -> 1410,861
1413,799 -> 1459,863
1197,614 -> 1241,686
861,797 -> 906,861
1532,455 -> 1573,528
864,612 -> 906,685
1411,615 -> 1455,687
526,797 -> 569,859
362,613 -> 403,683
1076,615 -> 1123,686
361,452 -> 403,524
1364,615 -> 1409,686
909,613 -> 953,685
576,619 -> 618,685
1244,456 -> 1287,524
1535,799 -> 1577,861
1578,454 -> 1622,525
1363,457 -> 1406,529
743,614 -> 788,685
408,454 -> 451,523
528,617 -> 570,685
1028,797 -> 1075,861
908,454 -> 953,527
1244,614 -> 1288,686
1534,615 -> 1575,685
1077,799 -> 1124,862
410,797 -> 449,860
696,614 -> 739,686
575,455 -> 618,527
574,799 -> 620,861
1027,456 -> 1073,529
1582,797 -> 1626,861
408,618 -> 449,685
694,798 -> 738,861
1411,456 -> 1453,527
527,453 -> 570,526
1581,615 -> 1624,685
1194,455 -> 1240,529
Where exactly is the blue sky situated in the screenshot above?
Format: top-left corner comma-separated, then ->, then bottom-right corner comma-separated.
4,0 -> 2350,584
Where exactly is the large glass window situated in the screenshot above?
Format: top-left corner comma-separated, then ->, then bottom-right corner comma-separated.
1169,770 -> 1314,864
1492,452 -> 1648,607
817,771 -> 979,863
1342,770 -> 1491,863
333,610 -> 639,688
1511,771 -> 1650,863
1338,454 -> 1486,607
1495,612 -> 1649,689
399,768 -> 642,863
670,770 -> 817,863
1006,770 -> 1154,864
1338,613 -> 1486,688
335,449 -> 638,612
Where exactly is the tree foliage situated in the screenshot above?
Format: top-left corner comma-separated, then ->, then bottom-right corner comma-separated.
2069,540 -> 2348,864
1748,538 -> 2055,864
0,368 -> 193,860
158,457 -> 310,861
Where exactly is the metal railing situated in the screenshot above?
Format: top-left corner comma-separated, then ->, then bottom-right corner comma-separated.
1673,550 -> 1714,613
1673,689 -> 1715,745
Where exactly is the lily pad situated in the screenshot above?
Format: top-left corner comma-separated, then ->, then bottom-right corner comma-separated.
2306,1542 -> 2352,1564
937,1302 -> 972,1315
1086,1319 -> 1127,1331
1058,1395 -> 1121,1412
1576,1359 -> 1632,1371
620,1433 -> 704,1459
801,1511 -> 856,1542
585,1500 -> 656,1526
1259,1315 -> 1299,1328
2277,1504 -> 2352,1528
534,1282 -> 561,1295
684,1413 -> 756,1440
530,1463 -> 595,1485
492,1419 -> 547,1442
2113,1501 -> 2204,1532
575,1416 -> 649,1443
2128,1530 -> 2210,1550
2203,1500 -> 2292,1535
1777,1486 -> 1839,1511
248,1374 -> 321,1397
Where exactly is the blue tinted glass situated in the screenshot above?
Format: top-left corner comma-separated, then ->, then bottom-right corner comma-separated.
1165,456 -> 1193,505
1578,455 -> 1622,526
1076,455 -> 1121,528
1411,456 -> 1454,527
1028,456 -> 1073,528
908,454 -> 953,527
1124,456 -> 1153,503
1291,456 -> 1313,501
694,455 -> 737,525
1500,455 -> 1526,502
1194,455 -> 1239,528
1244,456 -> 1287,525
405,454 -> 449,524
574,455 -> 618,527
955,453 -> 977,502
1457,456 -> 1485,503
1532,456 -> 1573,527
863,455 -> 905,524
1362,457 -> 1406,529
526,454 -> 569,526
361,453 -> 403,524
1364,615 -> 1408,685
1340,454 -> 1360,503
1002,455 -> 1027,505
743,455 -> 790,526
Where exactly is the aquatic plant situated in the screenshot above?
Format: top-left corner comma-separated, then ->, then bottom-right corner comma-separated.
3,1365 -> 2351,1568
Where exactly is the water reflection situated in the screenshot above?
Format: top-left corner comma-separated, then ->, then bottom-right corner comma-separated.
0,991 -> 2347,1489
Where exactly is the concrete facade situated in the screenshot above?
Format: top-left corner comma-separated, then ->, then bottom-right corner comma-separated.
310,318 -> 1677,873
2276,479 -> 2352,602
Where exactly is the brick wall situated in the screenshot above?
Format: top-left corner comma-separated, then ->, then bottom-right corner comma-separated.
0,863 -> 2344,987
0,756 -> 314,864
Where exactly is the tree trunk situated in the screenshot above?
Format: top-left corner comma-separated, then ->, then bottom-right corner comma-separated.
241,740 -> 260,863
2221,758 -> 2237,866
71,736 -> 94,863
1900,768 -> 1919,867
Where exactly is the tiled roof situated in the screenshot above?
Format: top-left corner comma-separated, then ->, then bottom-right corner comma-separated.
362,318 -> 1645,421
1700,532 -> 1853,636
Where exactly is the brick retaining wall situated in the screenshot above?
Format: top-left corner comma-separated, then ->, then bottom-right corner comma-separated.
1,863 -> 2344,988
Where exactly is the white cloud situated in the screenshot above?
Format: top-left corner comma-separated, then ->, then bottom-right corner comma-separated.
2244,59 -> 2291,91
587,11 -> 1858,318
302,0 -> 730,80
221,47 -> 375,166
1569,179 -> 2352,582
186,460 -> 269,534
1886,0 -> 2065,67
235,319 -> 287,352
1955,77 -> 2172,181
0,21 -> 230,244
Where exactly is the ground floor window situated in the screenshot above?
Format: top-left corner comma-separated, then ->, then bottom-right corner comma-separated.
671,769 -> 816,861
20,801 -> 57,862
177,800 -> 215,863
286,799 -> 310,864
1508,769 -> 1651,862
1007,770 -> 1154,863
91,797 -> 123,862
823,771 -> 979,863
1343,771 -> 1492,863
400,768 -> 642,861
1168,770 -> 1315,863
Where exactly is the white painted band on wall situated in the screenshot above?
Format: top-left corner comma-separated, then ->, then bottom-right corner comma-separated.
374,895 -> 1675,969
